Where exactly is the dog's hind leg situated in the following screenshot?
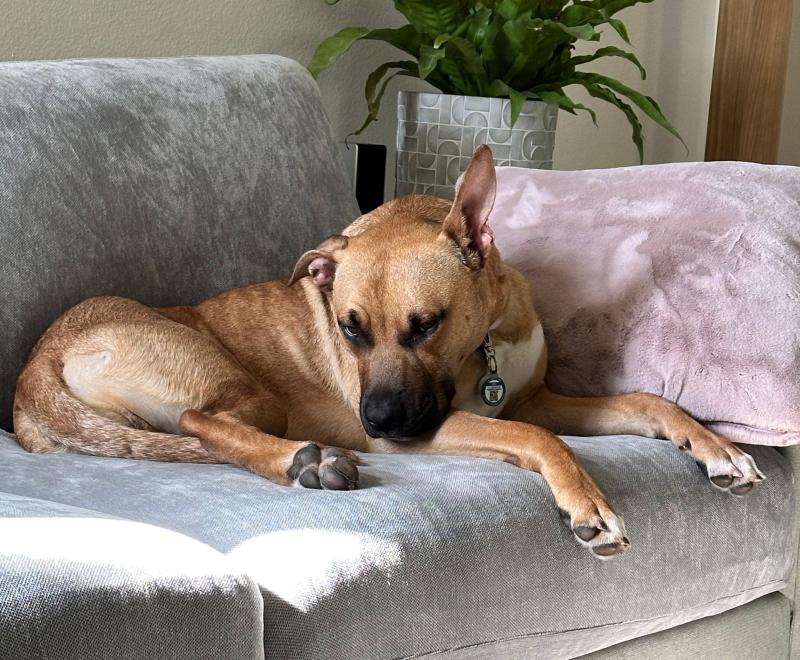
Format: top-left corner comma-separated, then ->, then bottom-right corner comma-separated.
18,298 -> 358,489
506,387 -> 764,496
63,336 -> 359,489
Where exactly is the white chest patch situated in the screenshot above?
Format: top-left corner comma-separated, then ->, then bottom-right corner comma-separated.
456,324 -> 546,418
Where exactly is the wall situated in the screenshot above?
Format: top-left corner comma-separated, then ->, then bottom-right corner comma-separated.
779,2 -> 800,166
0,0 -> 726,181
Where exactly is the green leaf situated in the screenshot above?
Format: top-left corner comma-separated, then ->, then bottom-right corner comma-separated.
543,19 -> 597,41
362,25 -> 422,58
599,0 -> 655,18
447,36 -> 484,77
607,18 -> 630,43
503,18 -> 584,90
419,44 -> 447,79
579,81 -> 644,162
537,0 -> 566,17
536,88 -> 598,125
571,46 -> 646,79
351,61 -> 417,136
433,33 -> 452,49
436,57 -> 472,94
488,79 -> 527,126
497,0 -> 523,21
308,25 -> 423,79
575,72 -> 686,149
308,27 -> 370,78
394,0 -> 464,37
465,6 -> 494,44
560,5 -> 604,27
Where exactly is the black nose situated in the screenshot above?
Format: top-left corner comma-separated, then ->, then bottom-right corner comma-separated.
361,387 -> 437,438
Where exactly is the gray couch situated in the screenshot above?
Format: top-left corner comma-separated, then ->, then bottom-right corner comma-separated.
0,55 -> 796,660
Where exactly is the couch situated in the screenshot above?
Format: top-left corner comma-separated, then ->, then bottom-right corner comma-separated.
0,55 -> 796,660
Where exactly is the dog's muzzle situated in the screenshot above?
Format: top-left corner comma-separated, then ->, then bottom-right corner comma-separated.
360,386 -> 440,439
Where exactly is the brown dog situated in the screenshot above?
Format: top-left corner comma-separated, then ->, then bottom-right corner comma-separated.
14,145 -> 764,558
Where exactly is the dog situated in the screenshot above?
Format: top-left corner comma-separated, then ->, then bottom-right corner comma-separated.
14,145 -> 764,558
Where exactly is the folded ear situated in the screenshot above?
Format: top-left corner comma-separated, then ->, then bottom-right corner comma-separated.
440,144 -> 497,269
288,234 -> 349,289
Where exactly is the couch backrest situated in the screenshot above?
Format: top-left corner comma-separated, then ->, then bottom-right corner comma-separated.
0,55 -> 359,429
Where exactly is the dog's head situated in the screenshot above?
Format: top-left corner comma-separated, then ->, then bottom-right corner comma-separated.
290,145 -> 508,439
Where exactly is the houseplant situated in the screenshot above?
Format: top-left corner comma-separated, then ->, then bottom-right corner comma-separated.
309,0 -> 683,198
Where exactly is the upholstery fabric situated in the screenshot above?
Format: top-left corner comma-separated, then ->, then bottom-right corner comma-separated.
781,446 -> 800,658
0,431 -> 792,659
0,55 -> 359,429
581,593 -> 790,660
490,163 -> 800,446
0,491 -> 264,660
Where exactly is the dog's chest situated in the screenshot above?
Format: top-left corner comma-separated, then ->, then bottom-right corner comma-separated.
455,324 -> 546,418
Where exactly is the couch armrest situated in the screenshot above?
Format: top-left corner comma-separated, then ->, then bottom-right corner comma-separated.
0,492 -> 264,660
779,446 -> 800,658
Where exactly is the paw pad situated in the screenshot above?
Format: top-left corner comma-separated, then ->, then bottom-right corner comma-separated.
288,444 -> 359,490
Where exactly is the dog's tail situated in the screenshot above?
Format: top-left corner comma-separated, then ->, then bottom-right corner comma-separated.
13,354 -> 220,463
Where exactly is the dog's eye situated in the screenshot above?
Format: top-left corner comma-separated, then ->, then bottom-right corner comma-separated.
409,317 -> 440,342
416,319 -> 439,335
341,324 -> 360,339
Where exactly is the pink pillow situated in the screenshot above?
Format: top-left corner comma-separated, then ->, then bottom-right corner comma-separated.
490,162 -> 800,446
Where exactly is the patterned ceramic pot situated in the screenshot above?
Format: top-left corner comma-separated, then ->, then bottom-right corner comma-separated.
396,91 -> 558,199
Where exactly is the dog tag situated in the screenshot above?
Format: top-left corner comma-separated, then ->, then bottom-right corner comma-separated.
479,374 -> 506,406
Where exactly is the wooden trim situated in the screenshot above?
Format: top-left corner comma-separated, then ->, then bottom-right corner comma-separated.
705,0 -> 794,163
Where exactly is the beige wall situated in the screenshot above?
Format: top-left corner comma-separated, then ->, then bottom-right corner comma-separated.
779,2 -> 800,166
0,1 -> 730,178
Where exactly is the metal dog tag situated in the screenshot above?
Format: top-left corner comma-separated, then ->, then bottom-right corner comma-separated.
479,334 -> 506,406
479,374 -> 506,406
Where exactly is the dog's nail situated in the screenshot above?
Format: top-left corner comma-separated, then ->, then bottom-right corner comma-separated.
573,526 -> 600,542
287,443 -> 322,479
298,466 -> 322,489
710,475 -> 734,488
592,542 -> 625,557
622,536 -> 631,546
695,461 -> 709,477
558,508 -> 571,525
730,482 -> 754,496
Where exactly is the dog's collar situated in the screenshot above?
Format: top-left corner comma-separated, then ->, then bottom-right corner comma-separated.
479,334 -> 506,406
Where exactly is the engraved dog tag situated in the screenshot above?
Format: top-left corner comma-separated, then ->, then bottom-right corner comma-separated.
479,374 -> 506,406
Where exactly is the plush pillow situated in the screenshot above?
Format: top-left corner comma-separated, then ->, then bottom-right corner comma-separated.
490,161 -> 800,446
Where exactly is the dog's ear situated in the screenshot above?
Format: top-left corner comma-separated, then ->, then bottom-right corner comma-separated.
289,234 -> 349,289
440,144 -> 497,269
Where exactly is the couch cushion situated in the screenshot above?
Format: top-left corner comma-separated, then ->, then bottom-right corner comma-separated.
0,490 -> 264,660
491,162 -> 800,446
0,432 -> 792,659
0,55 -> 359,429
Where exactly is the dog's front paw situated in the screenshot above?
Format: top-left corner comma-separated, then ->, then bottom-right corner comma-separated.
318,447 -> 360,490
287,443 -> 359,490
558,489 -> 630,560
679,432 -> 765,496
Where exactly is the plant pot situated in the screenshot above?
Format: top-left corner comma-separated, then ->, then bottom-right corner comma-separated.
396,91 -> 558,200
